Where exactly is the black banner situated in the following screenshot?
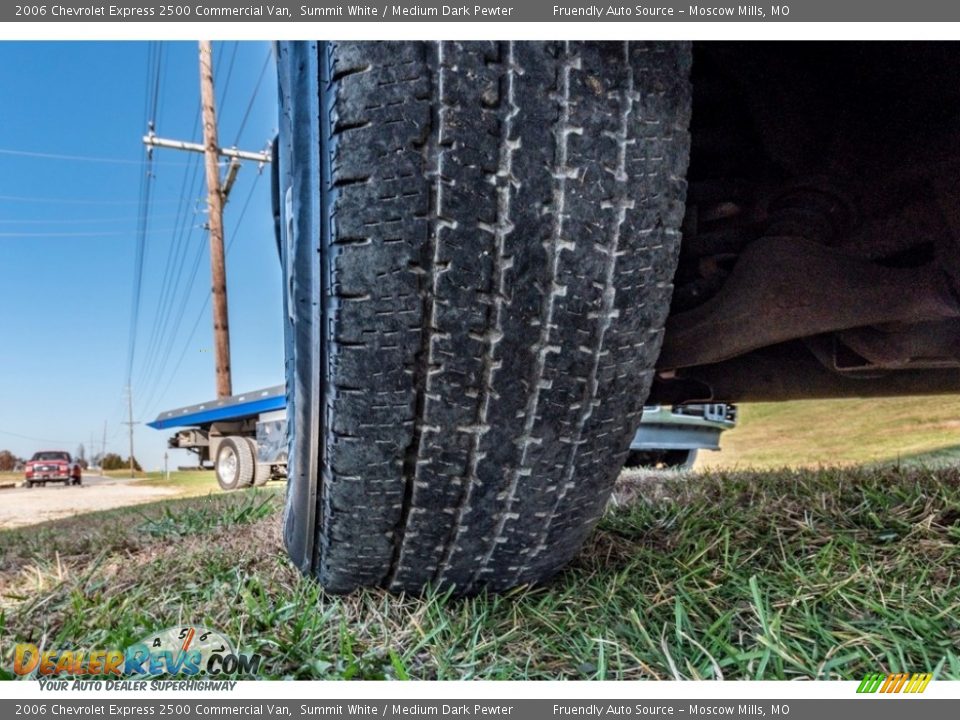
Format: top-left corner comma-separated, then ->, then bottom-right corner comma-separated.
4,1 -> 960,23
1,699 -> 957,719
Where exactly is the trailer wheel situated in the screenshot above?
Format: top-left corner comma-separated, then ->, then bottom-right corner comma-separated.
277,41 -> 691,594
244,438 -> 272,487
216,437 -> 254,491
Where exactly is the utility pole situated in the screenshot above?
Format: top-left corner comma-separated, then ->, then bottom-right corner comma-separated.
124,386 -> 140,479
141,43 -> 271,400
199,40 -> 232,399
101,420 -> 107,473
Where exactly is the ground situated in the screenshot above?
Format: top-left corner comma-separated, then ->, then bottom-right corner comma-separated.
0,465 -> 957,680
0,474 -> 178,529
1,397 -> 958,680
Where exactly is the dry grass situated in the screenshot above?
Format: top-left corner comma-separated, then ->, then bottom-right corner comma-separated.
700,396 -> 960,470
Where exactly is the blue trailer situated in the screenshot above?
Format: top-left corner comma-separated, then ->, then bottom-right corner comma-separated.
148,385 -> 288,490
150,384 -> 734,489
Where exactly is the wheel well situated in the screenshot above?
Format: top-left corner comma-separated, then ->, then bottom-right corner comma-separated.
655,42 -> 960,403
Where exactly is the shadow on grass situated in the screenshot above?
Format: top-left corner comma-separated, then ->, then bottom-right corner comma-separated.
868,444 -> 960,470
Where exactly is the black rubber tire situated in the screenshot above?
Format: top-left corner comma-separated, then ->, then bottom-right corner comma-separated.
244,438 -> 272,487
216,437 -> 255,491
277,41 -> 691,594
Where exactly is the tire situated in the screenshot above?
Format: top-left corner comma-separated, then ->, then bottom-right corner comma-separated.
252,464 -> 271,487
215,437 -> 255,491
244,438 -> 272,487
277,41 -> 692,594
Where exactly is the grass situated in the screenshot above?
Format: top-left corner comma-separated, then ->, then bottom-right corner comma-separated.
100,469 -> 149,479
84,468 -> 223,498
1,465 -> 957,680
700,395 -> 960,470
134,469 -> 223,497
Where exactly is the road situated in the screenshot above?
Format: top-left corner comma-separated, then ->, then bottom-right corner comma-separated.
0,474 -> 179,529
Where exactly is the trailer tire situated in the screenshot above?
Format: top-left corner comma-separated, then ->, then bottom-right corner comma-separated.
244,438 -> 273,487
253,464 -> 271,487
216,437 -> 255,491
277,41 -> 692,594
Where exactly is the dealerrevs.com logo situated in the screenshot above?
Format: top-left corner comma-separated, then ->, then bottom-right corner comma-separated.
13,625 -> 262,687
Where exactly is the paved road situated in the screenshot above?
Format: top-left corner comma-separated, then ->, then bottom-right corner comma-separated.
0,474 -> 178,529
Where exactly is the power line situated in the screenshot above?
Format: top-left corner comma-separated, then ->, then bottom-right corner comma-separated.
136,237 -> 209,416
0,147 -> 191,165
125,41 -> 162,388
0,193 -> 185,205
151,43 -> 167,136
133,96 -> 203,391
139,280 -> 209,421
133,159 -> 204,392
140,172 -> 265,419
233,48 -> 273,147
137,43 -> 276,418
0,428 -> 87,445
216,41 -> 239,113
0,214 -> 183,225
0,227 -> 185,238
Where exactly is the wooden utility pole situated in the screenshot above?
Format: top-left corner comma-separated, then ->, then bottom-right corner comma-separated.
199,40 -> 232,399
141,45 -> 269,400
124,386 -> 139,478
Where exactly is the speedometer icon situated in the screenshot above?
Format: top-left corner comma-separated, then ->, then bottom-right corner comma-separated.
132,625 -> 234,676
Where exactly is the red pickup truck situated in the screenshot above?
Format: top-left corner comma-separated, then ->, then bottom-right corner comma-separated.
24,451 -> 81,487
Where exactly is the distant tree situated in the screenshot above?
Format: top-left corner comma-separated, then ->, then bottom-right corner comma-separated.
101,453 -> 124,470
76,444 -> 86,464
0,450 -> 16,472
101,453 -> 142,472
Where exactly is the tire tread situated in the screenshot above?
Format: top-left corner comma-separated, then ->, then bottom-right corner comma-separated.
301,41 -> 691,593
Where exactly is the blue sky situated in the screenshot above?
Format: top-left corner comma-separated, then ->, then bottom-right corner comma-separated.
0,41 -> 282,470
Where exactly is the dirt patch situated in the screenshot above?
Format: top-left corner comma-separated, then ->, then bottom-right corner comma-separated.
0,477 -> 178,529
